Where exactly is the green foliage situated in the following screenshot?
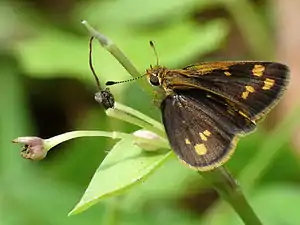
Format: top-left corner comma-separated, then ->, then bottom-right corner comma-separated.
209,185 -> 300,225
77,0 -> 210,26
2,0 -> 300,224
70,137 -> 172,215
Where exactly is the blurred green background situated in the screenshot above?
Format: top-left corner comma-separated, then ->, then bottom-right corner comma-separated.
1,0 -> 300,224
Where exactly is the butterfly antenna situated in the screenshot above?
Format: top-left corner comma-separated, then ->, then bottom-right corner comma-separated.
149,40 -> 159,66
89,36 -> 102,90
106,75 -> 146,86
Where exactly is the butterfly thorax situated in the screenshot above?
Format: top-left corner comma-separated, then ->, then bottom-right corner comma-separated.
146,66 -> 193,95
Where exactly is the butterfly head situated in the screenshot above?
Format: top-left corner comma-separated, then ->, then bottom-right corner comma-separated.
146,65 -> 167,87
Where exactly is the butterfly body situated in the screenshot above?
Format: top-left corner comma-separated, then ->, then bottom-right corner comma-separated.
146,61 -> 289,171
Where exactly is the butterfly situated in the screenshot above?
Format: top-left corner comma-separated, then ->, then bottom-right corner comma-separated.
145,61 -> 289,171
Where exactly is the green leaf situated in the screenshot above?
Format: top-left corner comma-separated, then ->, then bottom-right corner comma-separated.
14,19 -> 228,80
119,157 -> 204,213
14,29 -> 92,78
2,172 -> 105,225
69,137 -> 172,215
252,185 -> 300,225
0,1 -> 22,43
0,56 -> 32,174
118,19 -> 229,69
76,0 -> 212,28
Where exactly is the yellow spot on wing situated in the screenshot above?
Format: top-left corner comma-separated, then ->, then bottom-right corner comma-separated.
199,133 -> 207,141
203,130 -> 211,136
224,71 -> 231,76
179,136 -> 240,172
194,144 -> 207,155
246,85 -> 255,93
252,64 -> 265,77
185,138 -> 191,145
262,78 -> 275,90
242,85 -> 255,99
242,91 -> 249,99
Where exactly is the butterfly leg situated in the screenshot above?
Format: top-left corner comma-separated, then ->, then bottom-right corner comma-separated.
152,89 -> 165,107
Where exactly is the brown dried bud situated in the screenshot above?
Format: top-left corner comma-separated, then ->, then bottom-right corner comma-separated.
12,136 -> 47,160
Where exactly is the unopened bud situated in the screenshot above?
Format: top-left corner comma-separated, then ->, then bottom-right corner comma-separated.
12,136 -> 47,160
133,130 -> 166,151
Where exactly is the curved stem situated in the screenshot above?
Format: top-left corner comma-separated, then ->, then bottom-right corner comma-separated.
106,108 -> 165,138
81,20 -> 152,93
114,102 -> 164,131
46,131 -> 130,150
200,167 -> 263,225
104,198 -> 121,225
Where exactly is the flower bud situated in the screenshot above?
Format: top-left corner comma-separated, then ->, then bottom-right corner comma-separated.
133,130 -> 166,151
12,136 -> 47,160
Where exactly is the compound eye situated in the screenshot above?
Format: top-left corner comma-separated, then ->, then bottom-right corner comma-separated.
149,74 -> 160,86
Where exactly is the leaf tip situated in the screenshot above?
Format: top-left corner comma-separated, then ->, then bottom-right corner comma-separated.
68,203 -> 85,216
67,209 -> 78,217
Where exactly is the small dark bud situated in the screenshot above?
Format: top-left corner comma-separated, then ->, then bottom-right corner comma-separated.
94,88 -> 115,109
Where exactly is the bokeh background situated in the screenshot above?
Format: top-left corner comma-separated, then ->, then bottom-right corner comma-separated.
1,0 -> 300,224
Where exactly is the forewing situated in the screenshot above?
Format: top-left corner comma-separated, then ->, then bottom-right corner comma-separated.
161,89 -> 256,171
181,62 -> 289,121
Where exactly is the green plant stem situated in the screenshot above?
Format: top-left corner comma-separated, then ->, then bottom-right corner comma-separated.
106,104 -> 165,138
203,105 -> 300,224
104,198 -> 121,225
46,131 -> 130,151
114,102 -> 164,131
200,167 -> 263,225
81,20 -> 152,93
